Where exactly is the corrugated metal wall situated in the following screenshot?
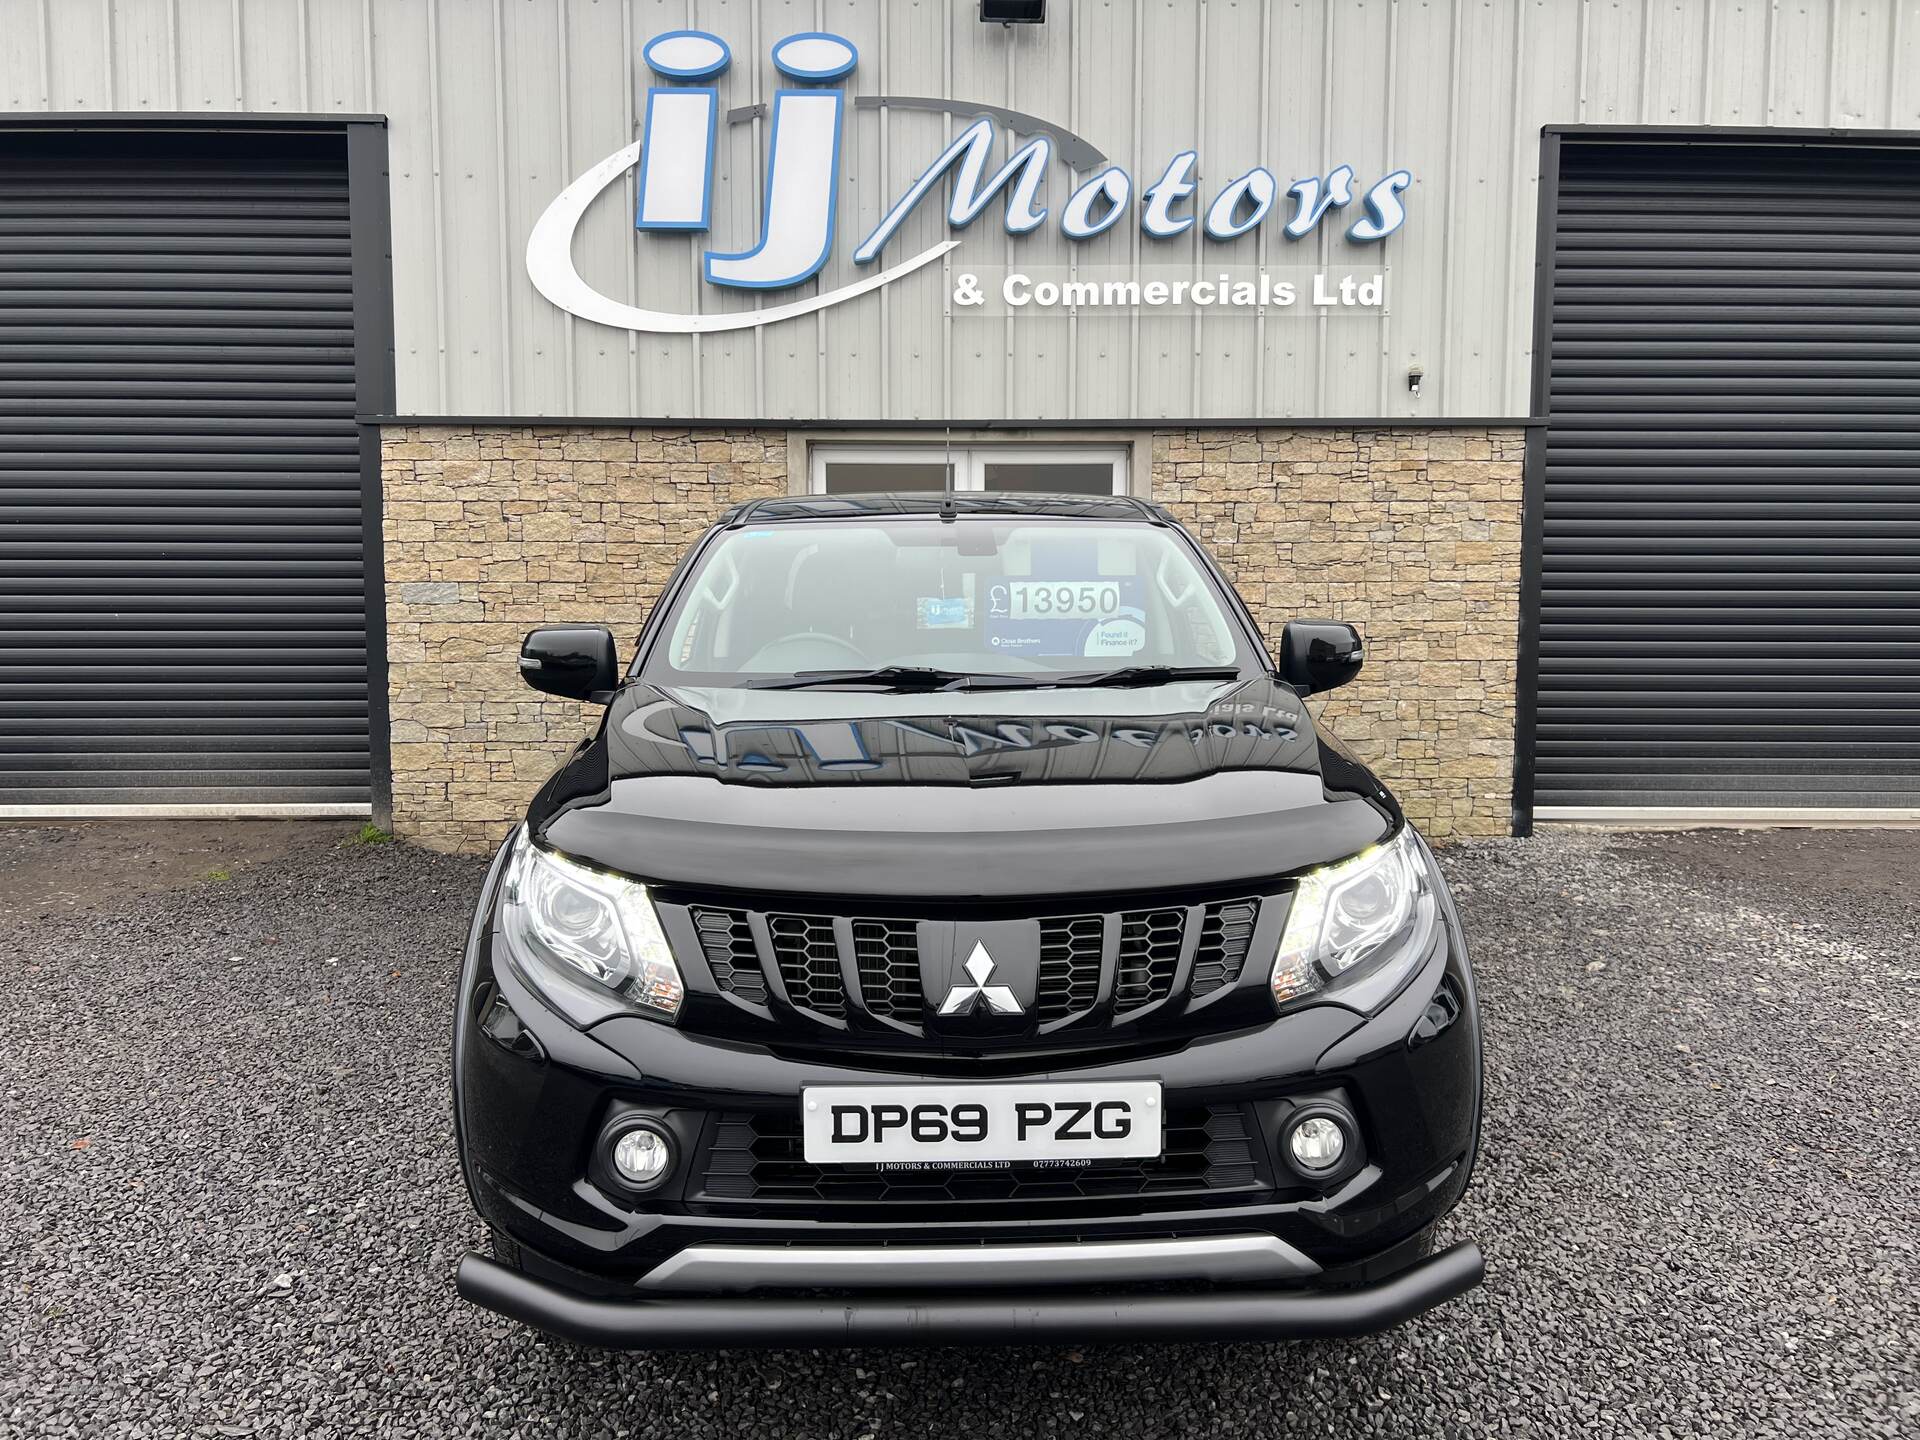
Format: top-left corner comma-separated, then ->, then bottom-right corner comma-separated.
3,0 -> 1919,422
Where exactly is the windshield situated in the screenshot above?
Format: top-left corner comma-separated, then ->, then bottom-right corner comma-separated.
643,518 -> 1254,687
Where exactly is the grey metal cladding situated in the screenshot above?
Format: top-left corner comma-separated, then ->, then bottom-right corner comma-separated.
0,129 -> 370,808
8,0 -> 1920,422
1531,137 -> 1920,811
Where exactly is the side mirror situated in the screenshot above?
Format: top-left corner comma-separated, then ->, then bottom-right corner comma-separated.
1277,621 -> 1364,697
519,625 -> 620,703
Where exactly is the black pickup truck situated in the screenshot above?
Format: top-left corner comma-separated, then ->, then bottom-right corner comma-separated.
451,492 -> 1484,1348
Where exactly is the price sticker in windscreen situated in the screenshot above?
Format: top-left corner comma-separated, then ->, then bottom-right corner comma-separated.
1006,580 -> 1122,620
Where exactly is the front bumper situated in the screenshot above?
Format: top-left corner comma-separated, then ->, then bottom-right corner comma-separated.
451,831 -> 1485,1345
455,1238 -> 1485,1349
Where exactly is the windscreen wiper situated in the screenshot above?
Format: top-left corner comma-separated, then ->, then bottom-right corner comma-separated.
1041,665 -> 1246,688
744,666 -> 1045,692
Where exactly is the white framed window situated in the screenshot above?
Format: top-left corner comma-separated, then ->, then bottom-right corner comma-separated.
808,443 -> 1130,497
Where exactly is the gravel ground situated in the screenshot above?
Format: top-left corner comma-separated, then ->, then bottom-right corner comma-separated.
1,822 -> 1915,1439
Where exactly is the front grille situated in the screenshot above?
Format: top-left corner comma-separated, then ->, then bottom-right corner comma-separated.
767,914 -> 844,1018
1190,898 -> 1259,997
695,1105 -> 1266,1208
853,918 -> 920,1022
690,907 -> 766,1004
1114,907 -> 1185,1010
1035,914 -> 1102,1020
672,892 -> 1278,1034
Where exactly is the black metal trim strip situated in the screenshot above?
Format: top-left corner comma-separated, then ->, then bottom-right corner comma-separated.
0,112 -> 388,129
1512,130 -> 1564,838
361,414 -> 1543,431
347,120 -> 397,829
1545,123 -> 1920,145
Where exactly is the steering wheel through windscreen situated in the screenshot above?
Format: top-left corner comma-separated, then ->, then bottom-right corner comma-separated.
741,631 -> 873,672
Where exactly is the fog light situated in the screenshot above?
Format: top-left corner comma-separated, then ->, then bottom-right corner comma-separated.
610,1126 -> 673,1187
1288,1115 -> 1347,1173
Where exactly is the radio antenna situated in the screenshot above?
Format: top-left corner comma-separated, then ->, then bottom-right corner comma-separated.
939,417 -> 957,520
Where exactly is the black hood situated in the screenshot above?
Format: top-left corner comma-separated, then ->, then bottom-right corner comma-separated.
528,674 -> 1396,899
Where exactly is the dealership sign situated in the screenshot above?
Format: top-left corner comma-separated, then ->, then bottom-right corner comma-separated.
526,29 -> 1412,335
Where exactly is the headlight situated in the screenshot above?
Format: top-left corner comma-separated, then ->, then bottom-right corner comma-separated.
499,832 -> 683,1023
1269,828 -> 1438,1015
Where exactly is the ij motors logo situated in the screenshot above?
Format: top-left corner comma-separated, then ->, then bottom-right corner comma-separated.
526,28 -> 1412,335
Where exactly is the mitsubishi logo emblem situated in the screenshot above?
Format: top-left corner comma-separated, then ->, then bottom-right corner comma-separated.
938,942 -> 1023,1017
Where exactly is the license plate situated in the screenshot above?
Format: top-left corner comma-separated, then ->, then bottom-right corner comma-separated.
800,1082 -> 1163,1165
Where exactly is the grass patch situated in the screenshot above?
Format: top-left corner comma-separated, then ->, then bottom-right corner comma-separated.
344,823 -> 394,848
205,867 -> 232,882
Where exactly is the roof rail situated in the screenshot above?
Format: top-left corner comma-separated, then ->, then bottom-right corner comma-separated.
723,497 -> 772,529
719,492 -> 1165,524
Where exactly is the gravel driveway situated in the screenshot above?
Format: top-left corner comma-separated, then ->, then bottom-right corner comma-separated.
2,822 -> 1915,1439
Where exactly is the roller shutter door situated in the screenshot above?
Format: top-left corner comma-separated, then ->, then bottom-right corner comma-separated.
1532,138 -> 1920,815
0,130 -> 370,811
